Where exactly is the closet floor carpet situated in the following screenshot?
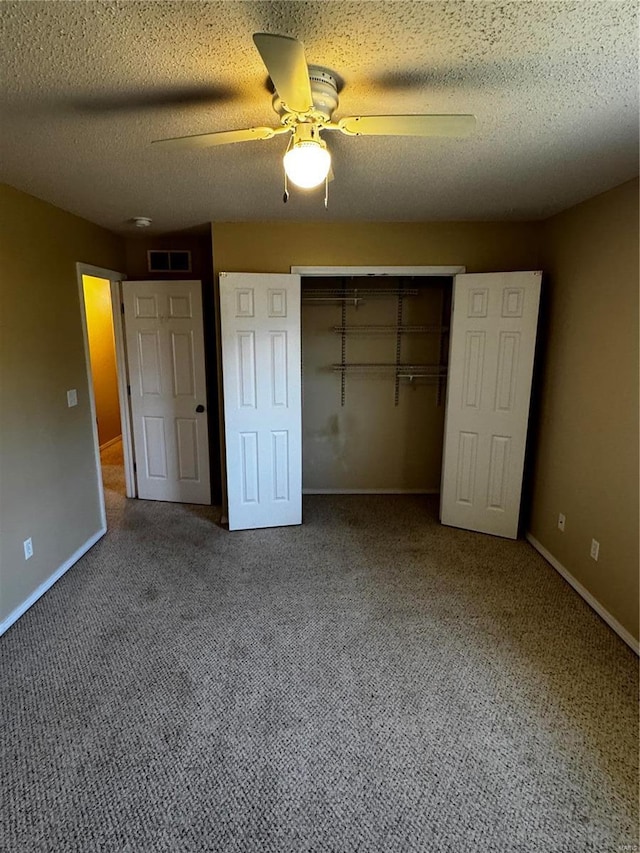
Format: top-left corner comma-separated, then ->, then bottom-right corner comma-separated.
1,449 -> 638,852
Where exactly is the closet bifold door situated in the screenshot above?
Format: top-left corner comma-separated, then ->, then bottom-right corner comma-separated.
440,271 -> 542,539
219,272 -> 302,531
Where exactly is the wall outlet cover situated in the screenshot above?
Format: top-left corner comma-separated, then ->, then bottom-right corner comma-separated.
23,538 -> 33,560
67,389 -> 78,407
590,538 -> 600,561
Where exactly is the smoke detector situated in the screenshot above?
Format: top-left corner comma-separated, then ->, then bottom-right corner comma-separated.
132,216 -> 152,228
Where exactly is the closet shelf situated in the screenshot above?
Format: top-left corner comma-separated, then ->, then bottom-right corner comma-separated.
332,363 -> 447,375
303,287 -> 419,305
332,324 -> 448,335
303,279 -> 450,407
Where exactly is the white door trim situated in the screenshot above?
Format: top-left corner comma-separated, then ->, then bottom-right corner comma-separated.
291,265 -> 466,277
108,278 -> 136,497
76,263 -> 135,511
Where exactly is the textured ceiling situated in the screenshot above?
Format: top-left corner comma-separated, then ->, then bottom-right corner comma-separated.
1,1 -> 638,233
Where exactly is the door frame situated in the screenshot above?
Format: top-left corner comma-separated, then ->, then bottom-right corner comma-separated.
76,263 -> 136,507
291,264 -> 467,495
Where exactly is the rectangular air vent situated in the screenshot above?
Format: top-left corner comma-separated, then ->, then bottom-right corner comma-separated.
147,250 -> 191,273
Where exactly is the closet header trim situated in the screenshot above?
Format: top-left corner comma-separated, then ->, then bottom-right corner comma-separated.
291,265 -> 465,277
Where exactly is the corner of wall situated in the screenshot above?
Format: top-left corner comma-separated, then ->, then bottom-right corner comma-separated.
526,178 -> 640,644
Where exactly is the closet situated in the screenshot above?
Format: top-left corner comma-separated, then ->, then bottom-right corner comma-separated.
219,268 -> 541,535
301,276 -> 452,494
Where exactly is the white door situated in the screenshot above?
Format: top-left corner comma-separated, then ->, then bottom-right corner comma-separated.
441,271 -> 542,538
123,280 -> 211,504
220,272 -> 302,531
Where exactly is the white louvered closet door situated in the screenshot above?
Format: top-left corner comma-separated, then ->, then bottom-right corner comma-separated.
440,271 -> 542,538
220,272 -> 302,531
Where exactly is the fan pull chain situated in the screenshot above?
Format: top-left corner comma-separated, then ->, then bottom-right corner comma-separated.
283,170 -> 289,203
324,175 -> 329,209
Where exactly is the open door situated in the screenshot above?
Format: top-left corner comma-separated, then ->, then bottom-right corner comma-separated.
219,272 -> 302,531
123,280 -> 211,504
440,271 -> 542,538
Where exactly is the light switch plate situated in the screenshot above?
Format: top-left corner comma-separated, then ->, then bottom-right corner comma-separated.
67,389 -> 78,407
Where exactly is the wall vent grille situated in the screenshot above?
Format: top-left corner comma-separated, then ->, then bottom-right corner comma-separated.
147,250 -> 191,273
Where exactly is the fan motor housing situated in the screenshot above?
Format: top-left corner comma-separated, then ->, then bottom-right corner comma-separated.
272,65 -> 339,121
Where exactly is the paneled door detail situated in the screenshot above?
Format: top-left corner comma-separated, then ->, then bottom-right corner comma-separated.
441,271 -> 541,538
123,280 -> 210,504
220,272 -> 301,531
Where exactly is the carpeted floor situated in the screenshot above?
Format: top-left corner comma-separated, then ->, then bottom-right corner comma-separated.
1,441 -> 638,852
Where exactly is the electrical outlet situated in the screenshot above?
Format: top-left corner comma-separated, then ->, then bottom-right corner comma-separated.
558,513 -> 566,532
590,539 -> 600,561
23,538 -> 33,560
67,389 -> 78,407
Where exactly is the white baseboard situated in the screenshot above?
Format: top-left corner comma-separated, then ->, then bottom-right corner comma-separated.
302,488 -> 440,495
100,434 -> 122,451
0,526 -> 106,637
526,532 -> 639,655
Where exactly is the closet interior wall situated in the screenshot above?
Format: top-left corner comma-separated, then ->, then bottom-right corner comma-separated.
302,276 -> 452,493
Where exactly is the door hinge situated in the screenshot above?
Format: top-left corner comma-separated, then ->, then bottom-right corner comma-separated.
127,384 -> 131,396
133,462 -> 137,473
121,303 -> 125,314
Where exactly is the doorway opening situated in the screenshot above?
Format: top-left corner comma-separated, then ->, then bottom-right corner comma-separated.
81,274 -> 127,502
76,262 -> 135,536
300,274 -> 453,494
217,266 -> 464,529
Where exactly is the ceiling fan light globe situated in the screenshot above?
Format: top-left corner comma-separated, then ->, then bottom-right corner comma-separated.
283,141 -> 331,189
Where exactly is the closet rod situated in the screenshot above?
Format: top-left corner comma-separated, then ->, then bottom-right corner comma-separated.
332,324 -> 448,334
303,288 -> 419,299
331,363 -> 447,374
397,373 -> 447,382
302,297 -> 364,305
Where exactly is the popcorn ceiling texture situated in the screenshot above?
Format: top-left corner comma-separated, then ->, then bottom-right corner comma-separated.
0,1 -> 638,231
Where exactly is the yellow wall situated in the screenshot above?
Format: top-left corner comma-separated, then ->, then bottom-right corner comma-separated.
0,184 -> 125,627
528,179 -> 639,641
2,178 -> 636,645
211,219 -> 544,510
212,210 -> 639,645
124,232 -> 212,282
82,275 -> 120,447
123,229 -> 222,502
212,221 -> 543,277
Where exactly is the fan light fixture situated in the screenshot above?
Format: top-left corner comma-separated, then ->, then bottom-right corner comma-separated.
283,139 -> 331,189
152,33 -> 477,204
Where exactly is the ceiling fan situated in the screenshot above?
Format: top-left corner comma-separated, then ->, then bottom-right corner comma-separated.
153,34 -> 476,197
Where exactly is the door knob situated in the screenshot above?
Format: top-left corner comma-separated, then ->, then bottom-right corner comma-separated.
195,404 -> 205,413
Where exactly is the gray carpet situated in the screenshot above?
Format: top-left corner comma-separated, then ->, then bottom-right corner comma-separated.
1,442 -> 638,853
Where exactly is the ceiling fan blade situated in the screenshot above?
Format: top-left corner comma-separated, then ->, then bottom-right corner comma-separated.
74,85 -> 236,114
337,114 -> 477,137
253,33 -> 313,113
152,126 -> 281,150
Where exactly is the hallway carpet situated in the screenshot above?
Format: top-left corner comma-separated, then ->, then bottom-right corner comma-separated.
1,444 -> 638,852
